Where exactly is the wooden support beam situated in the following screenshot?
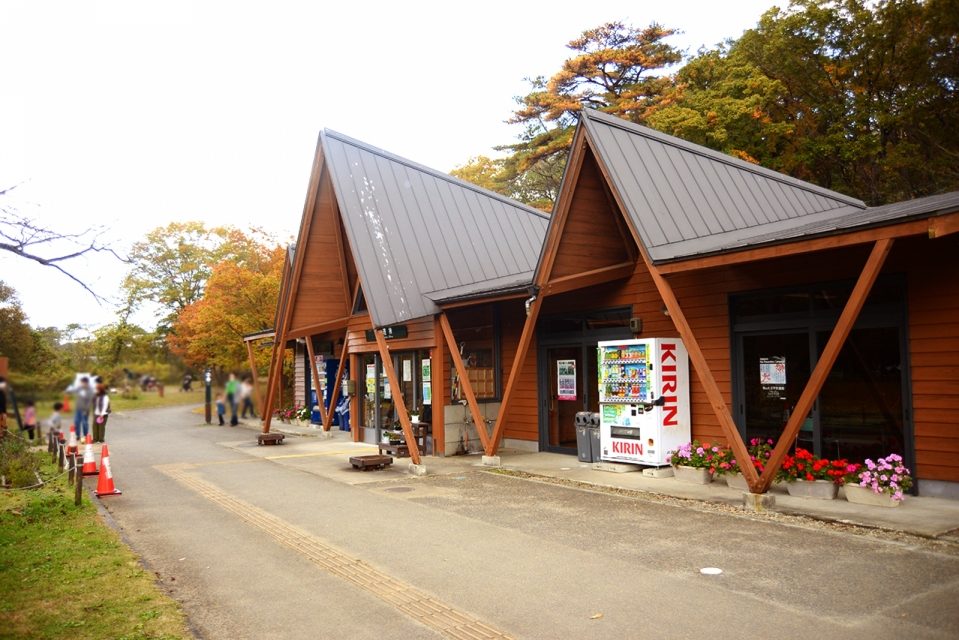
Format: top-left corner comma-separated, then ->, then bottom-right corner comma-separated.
438,313 -> 490,451
305,338 -> 327,426
655,219 -> 925,274
929,212 -> 959,239
488,295 -> 543,456
374,329 -> 422,465
543,262 -> 634,297
350,352 -> 361,443
432,316 -> 446,455
322,338 -> 350,432
286,317 -> 350,341
246,340 -> 263,415
756,238 -> 895,492
647,264 -> 760,491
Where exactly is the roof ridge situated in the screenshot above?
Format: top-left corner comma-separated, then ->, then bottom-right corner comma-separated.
581,109 -> 866,209
322,129 -> 550,220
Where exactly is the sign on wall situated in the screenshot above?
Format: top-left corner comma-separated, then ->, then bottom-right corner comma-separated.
557,359 -> 577,401
365,325 -> 408,342
422,359 -> 431,405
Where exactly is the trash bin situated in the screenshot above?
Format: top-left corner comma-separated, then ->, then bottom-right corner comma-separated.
588,426 -> 601,462
576,424 -> 592,463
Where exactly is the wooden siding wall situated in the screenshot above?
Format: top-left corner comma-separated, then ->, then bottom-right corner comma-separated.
288,170 -> 352,332
550,152 -> 631,279
344,315 -> 435,354
499,234 -> 959,481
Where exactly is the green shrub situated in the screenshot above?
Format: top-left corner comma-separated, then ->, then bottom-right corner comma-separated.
0,435 -> 42,488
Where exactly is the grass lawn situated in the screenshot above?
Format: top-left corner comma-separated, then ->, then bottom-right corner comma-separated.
0,448 -> 190,639
22,390 -> 217,427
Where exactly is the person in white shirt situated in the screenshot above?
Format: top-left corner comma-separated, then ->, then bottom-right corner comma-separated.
92,384 -> 111,443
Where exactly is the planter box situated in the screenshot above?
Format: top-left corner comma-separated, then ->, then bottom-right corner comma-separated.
786,479 -> 838,500
673,465 -> 713,484
844,484 -> 902,508
724,472 -> 750,491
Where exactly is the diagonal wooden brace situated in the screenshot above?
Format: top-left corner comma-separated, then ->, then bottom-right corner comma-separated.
438,313 -> 490,452
305,338 -> 327,425
374,329 -> 422,466
646,265 -> 760,491
756,238 -> 894,493
322,338 -> 350,432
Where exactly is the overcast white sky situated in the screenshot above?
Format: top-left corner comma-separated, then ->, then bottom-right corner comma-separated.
0,0 -> 784,331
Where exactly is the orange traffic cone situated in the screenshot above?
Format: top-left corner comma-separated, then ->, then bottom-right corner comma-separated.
67,425 -> 79,455
81,434 -> 98,476
62,394 -> 71,412
94,445 -> 122,497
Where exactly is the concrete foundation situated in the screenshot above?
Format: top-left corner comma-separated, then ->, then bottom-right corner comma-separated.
593,461 -> 642,473
482,456 -> 501,467
743,492 -> 776,511
642,466 -> 674,478
319,429 -> 334,439
408,464 -> 427,477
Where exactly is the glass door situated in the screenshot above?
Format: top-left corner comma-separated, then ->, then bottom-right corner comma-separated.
545,346 -> 582,451
741,331 -> 812,449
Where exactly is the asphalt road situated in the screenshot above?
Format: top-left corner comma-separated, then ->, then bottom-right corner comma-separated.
97,405 -> 959,639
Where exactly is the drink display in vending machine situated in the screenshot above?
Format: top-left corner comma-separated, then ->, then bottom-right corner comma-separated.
598,338 -> 690,466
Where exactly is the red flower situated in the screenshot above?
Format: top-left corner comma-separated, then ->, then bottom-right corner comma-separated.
805,473 -> 814,481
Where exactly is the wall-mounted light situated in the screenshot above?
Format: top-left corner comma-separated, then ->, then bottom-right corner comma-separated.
525,284 -> 541,317
629,317 -> 643,333
661,305 -> 670,317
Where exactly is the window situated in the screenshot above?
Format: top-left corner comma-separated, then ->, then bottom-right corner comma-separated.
447,305 -> 501,402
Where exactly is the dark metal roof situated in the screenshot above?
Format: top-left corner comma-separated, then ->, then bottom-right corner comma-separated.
581,110 -> 871,263
322,130 -> 549,327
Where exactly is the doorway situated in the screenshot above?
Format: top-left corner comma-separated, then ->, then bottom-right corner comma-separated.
731,276 -> 913,468
358,350 -> 430,445
537,308 -> 632,454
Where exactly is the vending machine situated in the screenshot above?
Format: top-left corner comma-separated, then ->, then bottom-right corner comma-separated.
597,338 -> 690,466
309,357 -> 340,427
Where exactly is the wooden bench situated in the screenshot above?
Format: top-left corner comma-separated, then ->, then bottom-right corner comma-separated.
350,454 -> 393,471
378,424 -> 428,458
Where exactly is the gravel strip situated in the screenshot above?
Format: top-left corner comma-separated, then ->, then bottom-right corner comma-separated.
486,468 -> 959,556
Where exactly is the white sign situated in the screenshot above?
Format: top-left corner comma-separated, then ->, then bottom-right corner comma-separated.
759,357 -> 786,385
557,359 -> 577,401
403,359 -> 412,382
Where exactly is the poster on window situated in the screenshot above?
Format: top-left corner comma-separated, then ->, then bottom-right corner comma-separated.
557,359 -> 577,401
314,356 -> 326,394
402,359 -> 412,382
421,359 -> 431,404
365,364 -> 376,395
760,356 -> 786,400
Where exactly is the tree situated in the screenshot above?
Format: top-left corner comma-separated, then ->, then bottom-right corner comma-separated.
167,243 -> 285,373
455,21 -> 683,208
0,184 -> 123,302
122,222 -> 275,329
650,0 -> 959,204
0,281 -> 66,394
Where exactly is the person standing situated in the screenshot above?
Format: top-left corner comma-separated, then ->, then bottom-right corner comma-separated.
0,377 -> 7,438
92,384 -> 111,443
215,393 -> 226,426
21,400 -> 37,441
48,401 -> 63,439
225,373 -> 239,426
75,377 -> 94,439
239,377 -> 256,419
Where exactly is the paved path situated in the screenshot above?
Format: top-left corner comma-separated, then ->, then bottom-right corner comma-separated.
98,406 -> 959,639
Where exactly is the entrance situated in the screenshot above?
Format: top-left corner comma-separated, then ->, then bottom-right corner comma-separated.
537,308 -> 632,454
732,276 -> 912,468
358,350 -> 430,445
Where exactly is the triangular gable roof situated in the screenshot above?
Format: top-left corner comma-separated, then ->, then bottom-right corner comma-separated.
580,109 -> 868,263
322,130 -> 549,327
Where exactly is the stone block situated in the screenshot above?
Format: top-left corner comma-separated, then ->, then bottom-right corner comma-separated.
408,464 -> 427,477
743,492 -> 776,511
642,466 -> 674,478
482,455 -> 501,467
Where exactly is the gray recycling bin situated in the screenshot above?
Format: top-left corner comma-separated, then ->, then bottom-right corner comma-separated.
588,425 -> 601,462
576,424 -> 593,463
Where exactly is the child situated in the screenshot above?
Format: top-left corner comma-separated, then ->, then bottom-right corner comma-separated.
48,402 -> 63,439
216,393 -> 226,426
22,400 -> 37,441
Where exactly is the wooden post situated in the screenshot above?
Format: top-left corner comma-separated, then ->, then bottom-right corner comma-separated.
246,340 -> 263,416
75,471 -> 83,506
305,338 -> 327,425
373,329 -> 422,466
646,264 -> 760,491
439,313 -> 490,451
756,238 -> 894,492
350,352 -> 361,443
488,295 -> 543,456
322,338 -> 350,432
432,316 -> 446,455
67,453 -> 75,485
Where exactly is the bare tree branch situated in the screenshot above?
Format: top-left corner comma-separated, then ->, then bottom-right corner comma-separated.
0,182 -> 126,304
